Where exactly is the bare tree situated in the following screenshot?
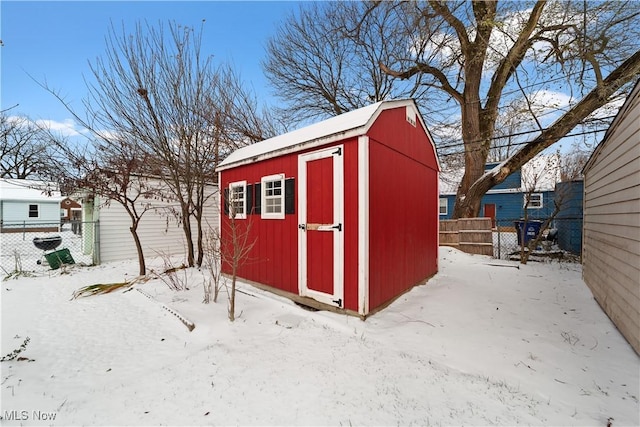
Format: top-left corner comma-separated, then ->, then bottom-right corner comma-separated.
202,227 -> 222,304
0,114 -> 55,179
265,1 -> 640,217
211,65 -> 285,150
518,153 -> 560,264
264,1 -> 425,122
45,128 -> 169,276
384,0 -> 640,218
488,99 -> 535,162
41,21 -> 269,268
559,143 -> 591,181
92,21 -> 218,268
220,199 -> 255,322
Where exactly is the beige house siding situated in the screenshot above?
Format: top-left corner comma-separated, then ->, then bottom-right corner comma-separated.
92,183 -> 219,264
583,81 -> 640,355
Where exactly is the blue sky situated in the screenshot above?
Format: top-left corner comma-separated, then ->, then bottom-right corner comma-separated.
1,1 -> 300,128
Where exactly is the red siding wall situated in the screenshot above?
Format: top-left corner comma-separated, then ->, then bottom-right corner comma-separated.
368,106 -> 438,171
367,107 -> 439,310
220,155 -> 299,294
220,138 -> 360,311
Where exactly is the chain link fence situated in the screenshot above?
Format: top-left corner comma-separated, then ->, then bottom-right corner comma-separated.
493,217 -> 582,261
0,220 -> 98,275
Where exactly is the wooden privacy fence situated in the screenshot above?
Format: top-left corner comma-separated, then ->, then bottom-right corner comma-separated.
439,218 -> 494,256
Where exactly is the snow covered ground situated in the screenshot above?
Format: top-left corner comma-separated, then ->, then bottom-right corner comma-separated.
1,247 -> 638,426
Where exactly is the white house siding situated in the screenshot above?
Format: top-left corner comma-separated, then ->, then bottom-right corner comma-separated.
583,82 -> 640,355
96,186 -> 219,264
2,200 -> 60,224
0,179 -> 62,228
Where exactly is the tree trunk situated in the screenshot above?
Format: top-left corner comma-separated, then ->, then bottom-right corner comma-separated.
454,49 -> 640,218
129,224 -> 146,276
196,215 -> 204,267
452,97 -> 493,218
229,266 -> 236,322
195,186 -> 205,267
229,220 -> 238,322
181,203 -> 195,267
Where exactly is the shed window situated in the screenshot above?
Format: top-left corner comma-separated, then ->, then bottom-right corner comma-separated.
28,204 -> 39,218
229,181 -> 247,219
261,174 -> 285,219
525,193 -> 543,209
439,198 -> 448,216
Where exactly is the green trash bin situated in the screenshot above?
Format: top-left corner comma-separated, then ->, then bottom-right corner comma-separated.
45,248 -> 75,270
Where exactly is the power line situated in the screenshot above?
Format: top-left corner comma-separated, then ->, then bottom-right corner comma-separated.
416,61 -> 630,116
438,128 -> 606,158
434,115 -> 616,151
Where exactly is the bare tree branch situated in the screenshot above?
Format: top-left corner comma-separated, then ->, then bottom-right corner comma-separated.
457,48 -> 640,216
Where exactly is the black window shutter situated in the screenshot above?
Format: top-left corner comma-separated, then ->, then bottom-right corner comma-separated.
223,188 -> 229,215
254,183 -> 262,215
285,178 -> 295,214
246,184 -> 253,215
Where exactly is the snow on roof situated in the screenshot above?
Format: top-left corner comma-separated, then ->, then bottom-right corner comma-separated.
0,179 -> 62,202
520,154 -> 561,192
439,168 -> 463,195
218,99 -> 421,170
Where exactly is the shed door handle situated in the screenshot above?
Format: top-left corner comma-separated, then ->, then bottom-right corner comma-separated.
304,223 -> 342,232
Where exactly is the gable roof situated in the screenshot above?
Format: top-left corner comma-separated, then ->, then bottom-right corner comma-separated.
217,99 -> 432,171
0,179 -> 62,202
583,78 -> 640,173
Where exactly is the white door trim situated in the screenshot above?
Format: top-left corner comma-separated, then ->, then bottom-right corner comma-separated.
298,145 -> 344,307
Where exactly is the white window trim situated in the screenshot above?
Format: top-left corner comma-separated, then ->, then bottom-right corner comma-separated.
229,181 -> 247,219
525,193 -> 543,209
439,198 -> 448,216
28,204 -> 40,218
261,174 -> 285,220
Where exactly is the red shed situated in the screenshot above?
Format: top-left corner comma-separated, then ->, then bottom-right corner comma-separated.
217,99 -> 439,317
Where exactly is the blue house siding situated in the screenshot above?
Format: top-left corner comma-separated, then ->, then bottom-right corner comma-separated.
555,180 -> 584,254
439,190 -> 556,225
481,191 -> 555,223
439,195 -> 456,220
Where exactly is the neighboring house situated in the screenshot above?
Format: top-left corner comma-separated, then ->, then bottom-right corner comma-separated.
80,178 -> 219,265
0,179 -> 62,233
439,159 -> 559,228
582,79 -> 640,355
60,197 -> 82,222
217,99 -> 440,317
554,179 -> 584,255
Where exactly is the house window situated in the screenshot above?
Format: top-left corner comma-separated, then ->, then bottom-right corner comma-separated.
28,204 -> 39,218
525,193 -> 543,209
229,181 -> 247,219
439,198 -> 448,215
261,174 -> 285,219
